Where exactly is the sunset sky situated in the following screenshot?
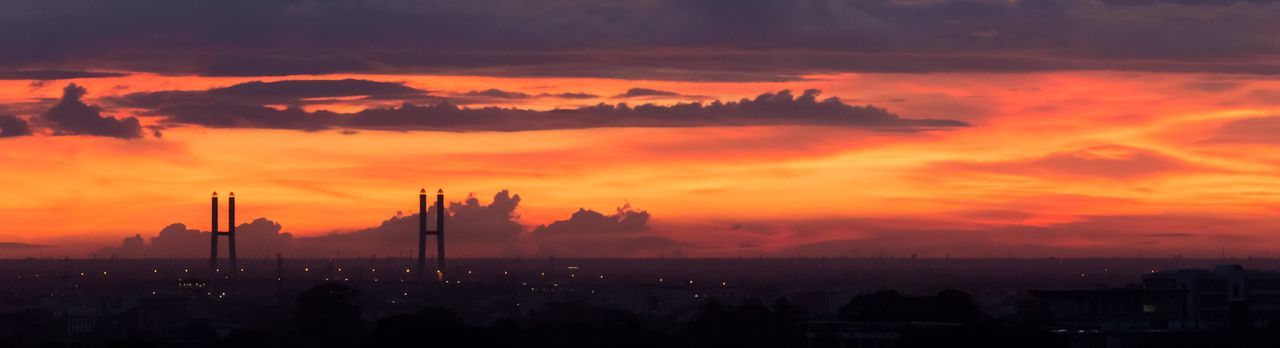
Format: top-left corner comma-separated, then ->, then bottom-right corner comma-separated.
2,0 -> 1280,258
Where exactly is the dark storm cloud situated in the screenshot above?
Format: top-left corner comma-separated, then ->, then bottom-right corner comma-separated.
532,204 -> 651,237
614,88 -> 686,99
233,218 -> 295,258
0,114 -> 32,137
3,0 -> 1279,80
110,79 -> 433,131
460,89 -> 533,100
451,89 -> 600,103
40,84 -> 144,139
102,220 -> 294,259
532,203 -> 680,257
547,92 -> 599,99
208,79 -> 425,100
0,70 -> 125,80
113,79 -> 430,107
127,88 -> 967,132
145,223 -> 206,258
441,190 -> 526,244
156,104 -> 340,131
292,191 -> 676,257
293,191 -> 525,257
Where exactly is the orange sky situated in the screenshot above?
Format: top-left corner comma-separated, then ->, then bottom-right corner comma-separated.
3,71 -> 1280,258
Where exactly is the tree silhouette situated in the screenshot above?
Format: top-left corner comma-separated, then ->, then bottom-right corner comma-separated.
366,307 -> 488,348
295,282 -> 362,347
837,289 -> 984,323
524,301 -> 664,348
678,298 -> 804,348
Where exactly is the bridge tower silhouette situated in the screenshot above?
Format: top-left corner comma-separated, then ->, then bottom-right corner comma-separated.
418,188 -> 445,281
209,191 -> 237,277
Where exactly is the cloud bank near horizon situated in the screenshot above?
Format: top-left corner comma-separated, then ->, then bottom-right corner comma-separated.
119,83 -> 963,132
1,82 -> 966,138
84,190 -> 1280,259
98,190 -> 680,259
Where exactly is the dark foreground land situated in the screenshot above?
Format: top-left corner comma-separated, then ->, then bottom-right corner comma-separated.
3,257 -> 1280,347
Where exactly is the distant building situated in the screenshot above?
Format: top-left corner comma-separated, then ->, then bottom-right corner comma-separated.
177,278 -> 208,297
64,306 -> 96,335
1142,264 -> 1280,328
1031,287 -> 1184,331
1034,264 -> 1280,331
